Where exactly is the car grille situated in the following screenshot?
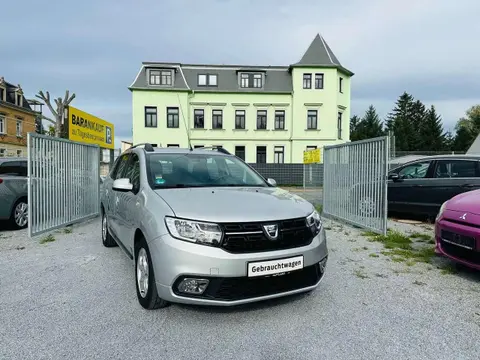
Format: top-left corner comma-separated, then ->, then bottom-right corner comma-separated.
441,230 -> 476,250
440,241 -> 480,265
173,263 -> 323,301
219,217 -> 314,253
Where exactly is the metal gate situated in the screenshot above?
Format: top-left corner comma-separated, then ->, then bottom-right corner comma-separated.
27,133 -> 101,237
323,136 -> 389,235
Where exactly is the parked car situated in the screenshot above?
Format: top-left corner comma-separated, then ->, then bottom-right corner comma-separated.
100,144 -> 328,310
387,154 -> 480,217
435,189 -> 480,271
0,157 -> 28,229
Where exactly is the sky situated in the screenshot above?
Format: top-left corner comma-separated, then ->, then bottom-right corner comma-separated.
1,0 -> 480,149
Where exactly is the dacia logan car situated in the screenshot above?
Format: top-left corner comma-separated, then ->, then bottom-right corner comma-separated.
100,144 -> 328,309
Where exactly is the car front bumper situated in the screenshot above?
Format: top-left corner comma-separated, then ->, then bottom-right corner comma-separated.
435,216 -> 480,271
148,228 -> 328,306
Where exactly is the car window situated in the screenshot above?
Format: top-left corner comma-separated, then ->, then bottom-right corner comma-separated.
0,161 -> 27,176
146,152 -> 267,188
398,161 -> 431,179
112,154 -> 131,180
434,160 -> 478,178
124,153 -> 140,193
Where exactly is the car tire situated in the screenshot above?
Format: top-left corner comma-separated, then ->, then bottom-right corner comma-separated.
101,211 -> 117,247
10,198 -> 28,230
135,236 -> 169,310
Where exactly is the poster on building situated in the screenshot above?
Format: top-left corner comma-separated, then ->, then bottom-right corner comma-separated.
303,148 -> 321,164
66,106 -> 115,149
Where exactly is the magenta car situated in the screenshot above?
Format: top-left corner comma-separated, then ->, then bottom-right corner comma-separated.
435,189 -> 480,270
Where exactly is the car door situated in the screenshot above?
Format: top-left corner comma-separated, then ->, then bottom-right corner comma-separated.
0,160 -> 28,220
388,160 -> 434,214
423,159 -> 480,211
107,154 -> 130,241
116,153 -> 141,255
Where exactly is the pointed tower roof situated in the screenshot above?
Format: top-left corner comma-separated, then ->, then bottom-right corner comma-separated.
291,34 -> 353,76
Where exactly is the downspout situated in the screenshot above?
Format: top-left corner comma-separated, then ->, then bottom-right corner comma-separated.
178,66 -> 193,147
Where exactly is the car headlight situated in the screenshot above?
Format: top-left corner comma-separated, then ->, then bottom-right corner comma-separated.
306,209 -> 322,235
165,216 -> 223,246
436,201 -> 448,221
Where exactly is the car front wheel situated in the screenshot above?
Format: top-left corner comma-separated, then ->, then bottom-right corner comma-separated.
135,236 -> 169,310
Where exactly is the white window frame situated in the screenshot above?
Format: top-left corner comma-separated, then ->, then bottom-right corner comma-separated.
16,120 -> 22,137
0,114 -> 5,134
0,148 -> 6,157
16,149 -> 23,157
274,146 -> 285,164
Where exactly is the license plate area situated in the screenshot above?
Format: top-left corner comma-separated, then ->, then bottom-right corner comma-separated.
247,255 -> 304,277
441,230 -> 475,250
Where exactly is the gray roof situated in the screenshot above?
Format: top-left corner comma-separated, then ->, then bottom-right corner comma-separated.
129,33 -> 353,93
291,34 -> 354,76
0,80 -> 35,113
293,34 -> 341,66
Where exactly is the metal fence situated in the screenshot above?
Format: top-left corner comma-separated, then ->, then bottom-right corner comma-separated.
248,163 -> 323,187
27,133 -> 101,237
322,136 -> 389,235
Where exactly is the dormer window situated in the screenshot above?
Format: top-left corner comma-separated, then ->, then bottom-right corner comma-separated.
198,74 -> 217,87
16,93 -> 22,107
239,72 -> 263,88
149,69 -> 173,86
0,88 -> 4,102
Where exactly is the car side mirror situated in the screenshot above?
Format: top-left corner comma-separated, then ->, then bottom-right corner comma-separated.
388,173 -> 401,182
267,178 -> 277,187
113,178 -> 133,192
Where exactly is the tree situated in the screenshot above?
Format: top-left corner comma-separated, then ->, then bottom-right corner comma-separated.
418,105 -> 446,151
35,90 -> 75,137
350,115 -> 362,141
356,105 -> 384,139
385,92 -> 416,151
451,105 -> 480,152
34,115 -> 45,134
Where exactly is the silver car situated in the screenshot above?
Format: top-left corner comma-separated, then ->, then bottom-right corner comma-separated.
100,144 -> 328,309
0,157 -> 28,229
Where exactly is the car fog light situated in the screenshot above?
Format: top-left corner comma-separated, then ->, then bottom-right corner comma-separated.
319,257 -> 328,273
177,278 -> 209,294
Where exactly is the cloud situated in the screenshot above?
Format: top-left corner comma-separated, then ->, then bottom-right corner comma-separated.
1,0 -> 479,150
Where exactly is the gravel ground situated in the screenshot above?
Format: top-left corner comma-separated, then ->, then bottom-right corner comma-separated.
1,215 -> 480,360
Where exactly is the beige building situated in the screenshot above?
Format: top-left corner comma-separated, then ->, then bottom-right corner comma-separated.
0,77 -> 37,157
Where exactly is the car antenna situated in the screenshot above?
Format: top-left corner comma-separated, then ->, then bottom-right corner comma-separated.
177,93 -> 193,151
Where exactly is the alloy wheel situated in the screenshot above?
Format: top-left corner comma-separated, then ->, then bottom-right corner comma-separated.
136,248 -> 149,298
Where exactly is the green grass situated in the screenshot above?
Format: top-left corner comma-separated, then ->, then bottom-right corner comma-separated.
410,232 -> 433,242
315,205 -> 323,213
369,253 -> 379,258
354,269 -> 369,279
367,230 -> 413,250
363,229 -> 437,266
63,227 -> 72,234
39,234 -> 55,244
440,264 -> 458,275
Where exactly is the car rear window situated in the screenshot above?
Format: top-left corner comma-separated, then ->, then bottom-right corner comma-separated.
0,160 -> 27,176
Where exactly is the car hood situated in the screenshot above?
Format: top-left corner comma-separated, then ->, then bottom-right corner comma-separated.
154,186 -> 315,223
446,189 -> 480,215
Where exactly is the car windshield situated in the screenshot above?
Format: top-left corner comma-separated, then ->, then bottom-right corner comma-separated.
146,152 -> 268,189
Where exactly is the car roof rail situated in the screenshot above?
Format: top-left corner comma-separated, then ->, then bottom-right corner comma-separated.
194,146 -> 232,155
130,143 -> 156,152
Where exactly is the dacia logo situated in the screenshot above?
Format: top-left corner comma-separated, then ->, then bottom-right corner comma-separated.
460,213 -> 467,220
262,224 -> 279,240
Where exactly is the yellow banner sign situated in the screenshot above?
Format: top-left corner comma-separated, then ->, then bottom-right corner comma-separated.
303,148 -> 321,164
67,106 -> 115,149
